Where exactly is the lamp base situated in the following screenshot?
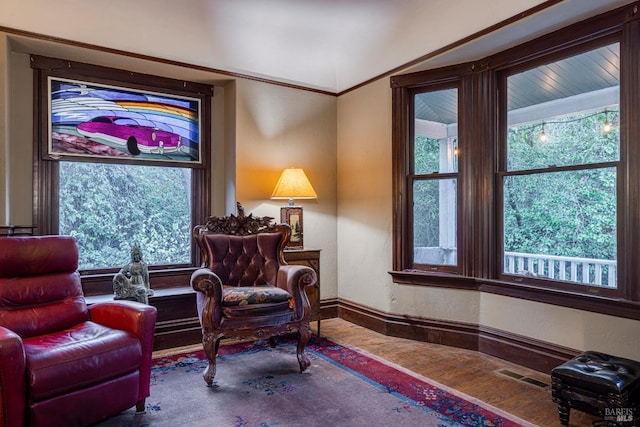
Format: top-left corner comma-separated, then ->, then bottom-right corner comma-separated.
280,206 -> 304,249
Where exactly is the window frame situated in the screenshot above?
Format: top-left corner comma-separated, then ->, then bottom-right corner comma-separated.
390,3 -> 640,320
496,37 -> 623,299
31,56 -> 212,295
408,83 -> 462,274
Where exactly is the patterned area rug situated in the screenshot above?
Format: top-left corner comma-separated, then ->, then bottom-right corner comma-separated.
98,337 -> 535,427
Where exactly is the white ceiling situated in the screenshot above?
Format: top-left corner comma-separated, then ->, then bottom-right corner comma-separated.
201,0 -> 552,91
0,0 -> 636,93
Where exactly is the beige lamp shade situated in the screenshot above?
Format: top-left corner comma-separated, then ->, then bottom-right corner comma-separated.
271,168 -> 317,205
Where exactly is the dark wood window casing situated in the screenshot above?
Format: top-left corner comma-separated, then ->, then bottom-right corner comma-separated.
31,56 -> 213,295
390,3 -> 640,321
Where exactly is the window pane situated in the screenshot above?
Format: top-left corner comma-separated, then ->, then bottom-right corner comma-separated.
413,178 -> 457,266
414,88 -> 458,174
507,110 -> 619,171
59,162 -> 192,270
507,43 -> 620,172
503,168 -> 616,287
504,42 -> 619,288
414,136 -> 458,175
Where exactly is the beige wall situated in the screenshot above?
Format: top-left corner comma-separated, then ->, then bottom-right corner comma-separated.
0,47 -> 32,226
336,78 -> 482,323
233,78 -> 338,300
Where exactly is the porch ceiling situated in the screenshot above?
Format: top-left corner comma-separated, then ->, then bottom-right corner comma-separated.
415,43 -> 620,125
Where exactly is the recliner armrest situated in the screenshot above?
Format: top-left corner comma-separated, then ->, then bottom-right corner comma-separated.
89,301 -> 157,401
89,300 -> 157,340
277,265 -> 317,320
0,326 -> 27,426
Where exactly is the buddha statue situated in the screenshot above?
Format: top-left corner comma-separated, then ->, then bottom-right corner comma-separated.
113,243 -> 154,304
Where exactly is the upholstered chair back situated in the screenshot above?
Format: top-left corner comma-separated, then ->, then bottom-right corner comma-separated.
0,236 -> 89,338
202,231 -> 286,287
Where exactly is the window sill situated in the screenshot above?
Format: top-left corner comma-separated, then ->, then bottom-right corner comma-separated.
85,286 -> 195,305
389,270 -> 640,321
81,267 -> 197,296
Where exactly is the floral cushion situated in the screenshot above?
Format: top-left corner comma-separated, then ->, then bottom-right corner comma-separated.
222,286 -> 292,306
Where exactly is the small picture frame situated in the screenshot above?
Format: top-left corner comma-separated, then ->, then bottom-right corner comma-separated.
280,206 -> 304,249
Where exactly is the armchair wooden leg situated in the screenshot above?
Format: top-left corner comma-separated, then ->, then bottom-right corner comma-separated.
203,359 -> 217,386
296,324 -> 311,372
135,399 -> 146,414
202,334 -> 220,386
214,337 -> 221,356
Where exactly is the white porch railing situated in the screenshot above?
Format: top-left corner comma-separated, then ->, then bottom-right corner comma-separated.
414,247 -> 617,288
503,251 -> 617,288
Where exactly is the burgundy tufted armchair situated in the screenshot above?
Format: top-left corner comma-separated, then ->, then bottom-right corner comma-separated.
191,204 -> 317,386
0,236 -> 157,427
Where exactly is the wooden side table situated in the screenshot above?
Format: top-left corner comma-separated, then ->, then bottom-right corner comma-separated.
284,249 -> 321,335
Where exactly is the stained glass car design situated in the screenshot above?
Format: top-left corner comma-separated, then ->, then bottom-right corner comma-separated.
77,116 -> 183,155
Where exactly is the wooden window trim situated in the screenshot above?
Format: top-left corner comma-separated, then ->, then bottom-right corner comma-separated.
390,2 -> 640,319
31,56 -> 213,294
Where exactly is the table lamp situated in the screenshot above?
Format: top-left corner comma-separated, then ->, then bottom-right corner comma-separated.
271,168 -> 317,249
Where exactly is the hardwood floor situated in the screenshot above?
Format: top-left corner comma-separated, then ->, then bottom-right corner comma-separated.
317,318 -> 598,427
156,318 -> 599,427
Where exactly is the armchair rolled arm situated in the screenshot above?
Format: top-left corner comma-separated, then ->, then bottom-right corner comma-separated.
277,265 -> 317,320
190,268 -> 224,330
0,326 -> 27,427
89,301 -> 157,401
190,268 -> 224,298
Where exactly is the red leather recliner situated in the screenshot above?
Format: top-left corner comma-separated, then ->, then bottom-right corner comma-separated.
0,236 -> 157,427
